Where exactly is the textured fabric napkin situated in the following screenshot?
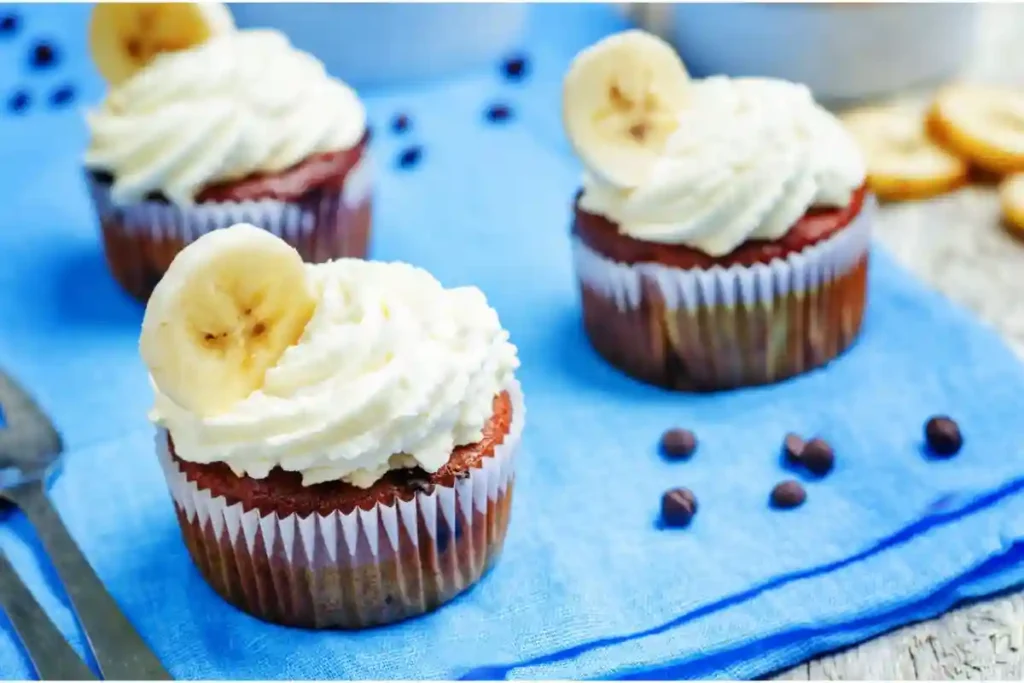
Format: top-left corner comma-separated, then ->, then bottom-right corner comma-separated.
0,3 -> 1023,680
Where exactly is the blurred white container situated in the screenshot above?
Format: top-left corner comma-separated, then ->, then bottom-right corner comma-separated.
229,3 -> 528,87
667,3 -> 980,104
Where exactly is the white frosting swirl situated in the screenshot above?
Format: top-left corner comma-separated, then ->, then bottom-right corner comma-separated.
578,77 -> 866,257
85,30 -> 366,206
152,259 -> 519,488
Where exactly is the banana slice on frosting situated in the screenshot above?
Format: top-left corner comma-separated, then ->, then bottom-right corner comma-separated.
999,173 -> 1024,237
89,2 -> 235,86
139,225 -> 317,417
930,84 -> 1024,176
842,106 -> 968,201
562,29 -> 690,189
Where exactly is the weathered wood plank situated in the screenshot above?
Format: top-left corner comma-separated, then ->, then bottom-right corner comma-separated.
775,592 -> 1024,680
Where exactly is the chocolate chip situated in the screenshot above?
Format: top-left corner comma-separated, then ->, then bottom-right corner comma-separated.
408,477 -> 435,494
397,146 -> 422,169
770,480 -> 806,509
925,416 -> 962,457
782,432 -> 805,464
661,487 -> 697,527
48,84 -> 75,108
0,13 -> 19,36
391,113 -> 411,134
436,521 -> 452,554
501,54 -> 529,81
29,41 -> 58,69
453,469 -> 471,480
7,90 -> 29,114
801,438 -> 834,476
485,103 -> 513,123
660,428 -> 697,459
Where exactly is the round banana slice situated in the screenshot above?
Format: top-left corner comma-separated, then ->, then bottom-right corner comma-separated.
842,106 -> 968,201
999,173 -> 1024,237
562,29 -> 690,189
139,225 -> 317,417
930,84 -> 1024,175
89,2 -> 236,86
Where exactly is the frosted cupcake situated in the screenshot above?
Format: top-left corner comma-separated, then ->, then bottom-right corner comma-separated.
84,3 -> 371,301
563,31 -> 872,390
139,224 -> 521,628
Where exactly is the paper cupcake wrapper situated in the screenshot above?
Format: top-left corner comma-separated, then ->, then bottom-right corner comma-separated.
85,155 -> 373,302
155,380 -> 524,630
572,199 -> 875,390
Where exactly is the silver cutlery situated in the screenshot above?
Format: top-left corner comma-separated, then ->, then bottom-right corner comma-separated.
0,544 -> 96,680
0,369 -> 172,680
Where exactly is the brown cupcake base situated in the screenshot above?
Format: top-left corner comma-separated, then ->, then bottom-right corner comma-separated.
156,382 -> 524,629
87,140 -> 373,303
572,201 -> 874,391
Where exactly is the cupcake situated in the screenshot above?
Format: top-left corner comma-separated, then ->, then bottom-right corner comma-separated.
84,3 -> 372,302
138,224 -> 522,628
562,31 -> 872,391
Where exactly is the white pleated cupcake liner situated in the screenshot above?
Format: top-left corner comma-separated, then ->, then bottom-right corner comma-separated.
84,154 -> 373,300
155,379 -> 524,629
573,196 -> 875,313
86,155 -> 373,239
572,199 -> 875,390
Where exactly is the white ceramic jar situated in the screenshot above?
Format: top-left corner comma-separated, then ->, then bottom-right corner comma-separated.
229,3 -> 529,87
667,3 -> 980,104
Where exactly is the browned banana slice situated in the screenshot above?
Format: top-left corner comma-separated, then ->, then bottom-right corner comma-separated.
842,106 -> 967,201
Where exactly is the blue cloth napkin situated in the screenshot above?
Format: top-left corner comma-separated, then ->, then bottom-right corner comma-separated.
1,3 -> 1023,680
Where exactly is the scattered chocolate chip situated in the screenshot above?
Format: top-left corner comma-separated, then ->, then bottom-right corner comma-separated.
391,113 -> 411,134
48,84 -> 75,108
453,469 -> 471,480
436,522 -> 453,554
485,103 -> 513,123
661,487 -> 697,527
7,90 -> 29,114
0,13 -> 19,36
407,477 -> 435,494
770,480 -> 806,509
501,54 -> 529,81
660,428 -> 697,460
801,438 -> 835,476
782,432 -> 805,464
925,416 -> 962,457
384,595 -> 394,605
29,40 -> 58,69
397,146 -> 422,169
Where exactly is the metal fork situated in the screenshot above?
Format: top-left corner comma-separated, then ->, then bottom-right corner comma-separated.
0,370 -> 172,680
0,546 -> 96,680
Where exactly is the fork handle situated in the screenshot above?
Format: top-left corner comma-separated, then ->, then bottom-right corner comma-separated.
5,481 -> 172,680
0,548 -> 97,680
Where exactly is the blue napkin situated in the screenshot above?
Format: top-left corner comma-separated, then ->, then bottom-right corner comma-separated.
1,3 -> 1023,680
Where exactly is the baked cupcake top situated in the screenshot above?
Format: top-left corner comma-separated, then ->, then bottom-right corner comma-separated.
563,31 -> 866,257
84,3 -> 366,207
139,224 -> 519,488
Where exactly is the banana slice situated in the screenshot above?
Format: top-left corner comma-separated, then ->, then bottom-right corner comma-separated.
999,173 -> 1024,236
139,224 -> 316,417
563,29 -> 690,189
930,84 -> 1024,175
89,2 -> 235,86
842,106 -> 968,201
